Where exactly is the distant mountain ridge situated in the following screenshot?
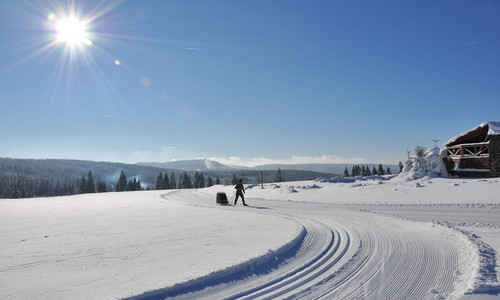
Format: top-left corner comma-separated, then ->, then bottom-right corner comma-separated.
136,159 -> 397,175
137,159 -> 236,171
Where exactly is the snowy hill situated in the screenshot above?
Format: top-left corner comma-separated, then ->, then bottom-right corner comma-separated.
137,159 -> 236,171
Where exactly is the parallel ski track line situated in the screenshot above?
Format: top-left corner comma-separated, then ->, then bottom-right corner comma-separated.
142,190 -> 356,300
225,223 -> 350,300
296,215 -> 462,300
138,190 -> 469,300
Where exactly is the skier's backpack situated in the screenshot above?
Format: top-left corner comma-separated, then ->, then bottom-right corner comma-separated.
216,192 -> 229,204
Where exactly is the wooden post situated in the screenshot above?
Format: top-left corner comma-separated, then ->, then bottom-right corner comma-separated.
261,171 -> 264,189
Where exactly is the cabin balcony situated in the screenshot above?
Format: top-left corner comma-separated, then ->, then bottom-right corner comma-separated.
446,142 -> 490,172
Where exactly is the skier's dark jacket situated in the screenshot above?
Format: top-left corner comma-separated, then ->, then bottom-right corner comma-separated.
235,183 -> 245,194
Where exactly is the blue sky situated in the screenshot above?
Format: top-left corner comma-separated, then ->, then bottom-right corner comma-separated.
0,0 -> 499,166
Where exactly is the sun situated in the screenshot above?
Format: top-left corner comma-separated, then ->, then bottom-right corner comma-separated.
55,16 -> 90,46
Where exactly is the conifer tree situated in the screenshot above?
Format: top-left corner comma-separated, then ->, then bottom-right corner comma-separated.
116,170 -> 127,192
127,179 -> 135,191
343,167 -> 350,177
199,172 -> 205,188
177,173 -> 183,189
80,176 -> 87,194
366,166 -> 372,176
87,171 -> 96,193
386,167 -> 392,175
170,172 -> 176,190
97,181 -> 107,193
179,172 -> 192,189
215,177 -> 220,185
162,173 -> 170,189
184,173 -> 192,189
398,161 -> 404,174
207,176 -> 213,187
372,166 -> 378,175
351,165 -> 356,177
275,168 -> 283,182
156,173 -> 163,190
231,174 -> 238,185
136,179 -> 142,191
194,172 -> 200,188
378,164 -> 385,175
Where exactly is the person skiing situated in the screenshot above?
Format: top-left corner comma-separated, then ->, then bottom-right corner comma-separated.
234,179 -> 247,206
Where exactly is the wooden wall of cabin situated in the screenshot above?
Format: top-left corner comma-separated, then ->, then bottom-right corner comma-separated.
490,135 -> 500,177
451,157 -> 490,169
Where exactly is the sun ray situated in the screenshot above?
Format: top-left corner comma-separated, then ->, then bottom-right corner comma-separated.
85,0 -> 125,23
1,40 -> 59,72
2,0 -> 178,129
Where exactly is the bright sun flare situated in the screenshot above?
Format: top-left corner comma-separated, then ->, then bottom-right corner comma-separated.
56,16 -> 89,46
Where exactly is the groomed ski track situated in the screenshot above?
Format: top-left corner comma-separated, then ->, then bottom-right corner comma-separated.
128,189 -> 474,300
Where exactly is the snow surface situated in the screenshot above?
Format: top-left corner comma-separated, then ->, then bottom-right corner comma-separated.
445,121 -> 500,145
1,177 -> 500,299
0,191 -> 301,299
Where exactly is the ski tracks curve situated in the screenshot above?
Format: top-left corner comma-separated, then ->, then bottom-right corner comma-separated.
129,190 -> 475,300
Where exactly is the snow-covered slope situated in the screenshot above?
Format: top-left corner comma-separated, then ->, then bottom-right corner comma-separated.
0,191 -> 301,299
137,159 -> 235,171
1,177 -> 499,299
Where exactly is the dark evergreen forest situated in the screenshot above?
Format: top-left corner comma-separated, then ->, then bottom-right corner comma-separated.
0,158 -> 339,199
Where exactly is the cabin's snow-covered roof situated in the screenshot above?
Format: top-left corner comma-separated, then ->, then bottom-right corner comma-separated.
445,121 -> 500,146
489,122 -> 500,135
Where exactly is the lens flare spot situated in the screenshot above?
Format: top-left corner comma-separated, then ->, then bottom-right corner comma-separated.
114,60 -> 120,66
140,76 -> 151,87
85,39 -> 93,46
48,13 -> 56,21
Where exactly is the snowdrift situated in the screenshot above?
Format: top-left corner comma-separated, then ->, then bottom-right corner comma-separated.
396,147 -> 448,181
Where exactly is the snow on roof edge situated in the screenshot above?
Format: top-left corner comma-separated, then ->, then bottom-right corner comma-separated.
445,121 -> 500,146
488,122 -> 500,136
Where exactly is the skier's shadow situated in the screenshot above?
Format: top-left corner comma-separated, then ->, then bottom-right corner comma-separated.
251,206 -> 270,210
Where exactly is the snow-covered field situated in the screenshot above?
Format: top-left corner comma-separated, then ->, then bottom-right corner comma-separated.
1,176 -> 500,299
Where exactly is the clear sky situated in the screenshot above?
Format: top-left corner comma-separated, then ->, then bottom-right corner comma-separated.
1,0 -> 499,166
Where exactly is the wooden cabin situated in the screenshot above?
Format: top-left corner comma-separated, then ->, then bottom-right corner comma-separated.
444,122 -> 500,177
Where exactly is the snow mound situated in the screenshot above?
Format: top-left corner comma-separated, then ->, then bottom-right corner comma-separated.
396,147 -> 448,182
315,175 -> 393,184
300,184 -> 321,189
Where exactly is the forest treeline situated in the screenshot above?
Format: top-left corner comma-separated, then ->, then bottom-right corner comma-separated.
0,158 -> 339,199
343,163 -> 400,177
